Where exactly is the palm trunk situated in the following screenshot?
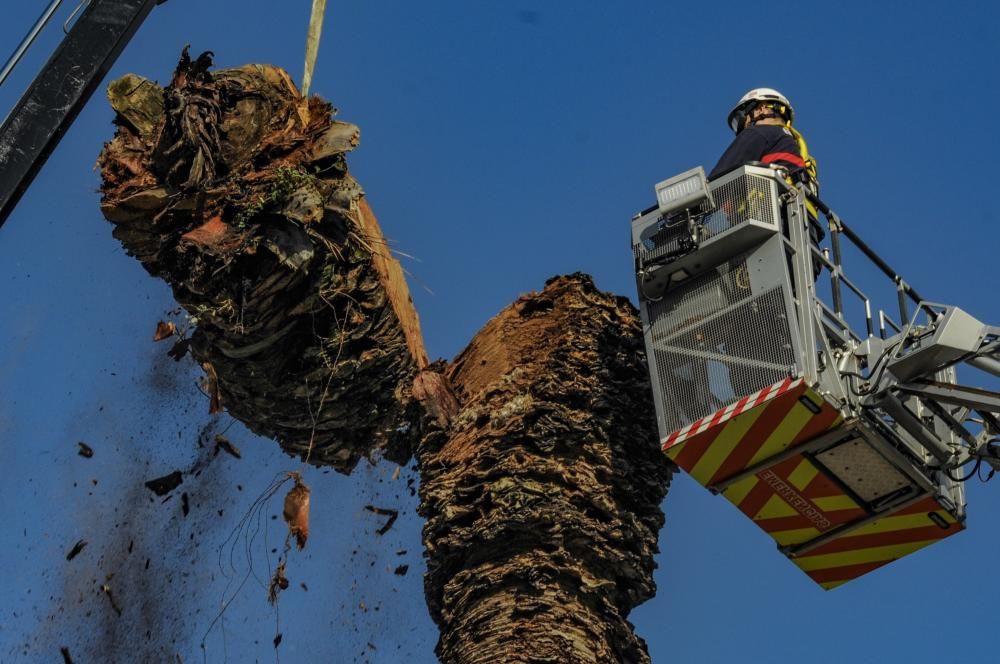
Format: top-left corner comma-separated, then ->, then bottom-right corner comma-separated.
416,274 -> 672,663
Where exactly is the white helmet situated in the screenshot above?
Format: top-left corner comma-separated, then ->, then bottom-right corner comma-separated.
727,88 -> 794,133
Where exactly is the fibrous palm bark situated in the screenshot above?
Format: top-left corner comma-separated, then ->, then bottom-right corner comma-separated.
98,50 -> 427,471
98,52 -> 672,662
417,274 -> 672,663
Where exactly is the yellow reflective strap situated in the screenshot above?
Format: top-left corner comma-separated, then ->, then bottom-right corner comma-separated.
786,124 -> 819,185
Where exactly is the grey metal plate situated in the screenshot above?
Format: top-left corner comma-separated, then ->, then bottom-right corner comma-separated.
815,437 -> 917,504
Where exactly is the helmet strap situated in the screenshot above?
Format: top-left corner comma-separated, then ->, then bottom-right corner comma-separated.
750,102 -> 784,124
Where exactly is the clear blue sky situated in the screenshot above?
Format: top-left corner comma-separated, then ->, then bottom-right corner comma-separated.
1,1 -> 998,662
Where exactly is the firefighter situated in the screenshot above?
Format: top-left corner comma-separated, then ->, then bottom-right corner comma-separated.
709,88 -> 815,184
709,88 -> 823,245
707,90 -> 822,399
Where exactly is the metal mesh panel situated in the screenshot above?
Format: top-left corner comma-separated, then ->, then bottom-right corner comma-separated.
633,171 -> 779,265
645,251 -> 797,433
709,172 -> 779,231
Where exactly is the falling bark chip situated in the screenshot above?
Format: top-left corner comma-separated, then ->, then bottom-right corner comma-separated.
66,539 -> 88,561
364,505 -> 400,536
98,50 -> 427,472
144,470 -> 183,496
417,274 -> 673,664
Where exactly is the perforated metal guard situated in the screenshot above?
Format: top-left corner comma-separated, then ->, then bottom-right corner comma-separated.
709,171 -> 780,231
645,250 -> 797,433
815,438 -> 917,505
633,171 -> 780,265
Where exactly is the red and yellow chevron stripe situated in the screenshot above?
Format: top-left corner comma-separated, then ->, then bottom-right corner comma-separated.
662,378 -> 964,588
791,497 -> 962,589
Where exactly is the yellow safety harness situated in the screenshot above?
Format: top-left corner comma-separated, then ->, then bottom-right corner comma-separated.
780,116 -> 820,221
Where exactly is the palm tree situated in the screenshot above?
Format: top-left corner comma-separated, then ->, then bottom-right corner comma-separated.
100,52 -> 672,663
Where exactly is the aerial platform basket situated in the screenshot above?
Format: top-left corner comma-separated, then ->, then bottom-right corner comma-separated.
631,165 -> 986,589
663,377 -> 962,589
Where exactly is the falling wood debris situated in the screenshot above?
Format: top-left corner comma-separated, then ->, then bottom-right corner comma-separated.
268,560 -> 290,604
212,434 -> 241,459
153,320 -> 176,341
363,505 -> 399,536
144,471 -> 183,496
66,539 -> 88,561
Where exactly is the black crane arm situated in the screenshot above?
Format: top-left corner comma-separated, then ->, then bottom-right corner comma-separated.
0,0 -> 164,230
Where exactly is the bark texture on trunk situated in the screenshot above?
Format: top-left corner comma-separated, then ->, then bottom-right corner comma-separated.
98,53 -> 674,663
98,50 -> 426,471
417,274 -> 673,664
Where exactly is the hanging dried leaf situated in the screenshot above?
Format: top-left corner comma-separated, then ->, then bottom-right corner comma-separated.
153,320 -> 176,341
282,474 -> 311,549
201,362 -> 222,414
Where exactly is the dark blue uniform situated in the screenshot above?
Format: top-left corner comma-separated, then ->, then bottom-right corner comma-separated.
708,125 -> 807,181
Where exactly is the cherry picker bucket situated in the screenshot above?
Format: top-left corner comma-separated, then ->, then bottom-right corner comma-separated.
663,377 -> 963,589
633,166 -> 965,588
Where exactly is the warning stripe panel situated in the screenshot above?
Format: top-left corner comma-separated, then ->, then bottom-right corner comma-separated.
746,400 -> 817,468
661,377 -> 803,451
794,538 -> 943,573
688,404 -> 768,484
806,560 -> 892,585
771,526 -> 821,547
806,524 -> 960,557
658,378 -> 965,589
721,475 -> 757,506
750,454 -> 866,534
889,497 -> 959,521
733,472 -> 784,522
792,512 -> 964,587
670,424 -> 726,470
755,495 -> 799,521
812,495 -> 862,512
709,385 -> 808,484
